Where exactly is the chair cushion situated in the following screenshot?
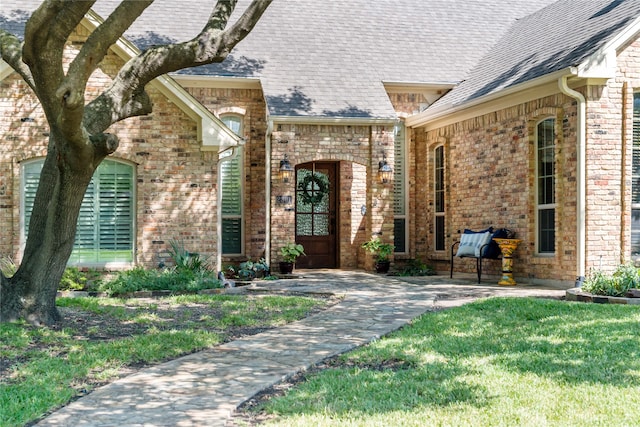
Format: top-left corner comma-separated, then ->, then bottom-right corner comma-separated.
456,230 -> 493,257
482,228 -> 510,258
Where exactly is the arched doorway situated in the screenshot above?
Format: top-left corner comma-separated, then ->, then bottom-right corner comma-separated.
295,162 -> 338,268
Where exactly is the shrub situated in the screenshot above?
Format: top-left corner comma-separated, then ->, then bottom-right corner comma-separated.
96,266 -> 222,296
394,259 -> 436,277
238,258 -> 270,280
168,239 -> 210,272
583,263 -> 640,296
0,256 -> 17,278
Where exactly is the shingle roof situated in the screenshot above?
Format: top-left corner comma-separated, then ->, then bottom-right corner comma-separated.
6,0 -> 633,120
431,0 -> 640,110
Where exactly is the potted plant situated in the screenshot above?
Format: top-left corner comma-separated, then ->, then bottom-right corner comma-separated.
279,243 -> 306,274
362,237 -> 394,273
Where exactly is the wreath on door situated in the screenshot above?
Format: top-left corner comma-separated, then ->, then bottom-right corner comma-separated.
298,173 -> 329,205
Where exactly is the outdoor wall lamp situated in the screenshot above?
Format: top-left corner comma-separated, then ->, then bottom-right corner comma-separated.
279,154 -> 294,182
378,154 -> 393,184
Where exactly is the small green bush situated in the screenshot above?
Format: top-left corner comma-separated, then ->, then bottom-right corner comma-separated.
238,258 -> 270,280
58,267 -> 101,291
583,263 -> 640,296
168,239 -> 210,272
0,256 -> 17,277
394,259 -> 436,276
96,266 -> 221,296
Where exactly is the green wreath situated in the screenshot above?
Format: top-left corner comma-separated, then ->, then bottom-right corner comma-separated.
298,173 -> 329,205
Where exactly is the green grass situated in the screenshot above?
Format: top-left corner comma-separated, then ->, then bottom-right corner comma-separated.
0,293 -> 328,427
256,298 -> 640,426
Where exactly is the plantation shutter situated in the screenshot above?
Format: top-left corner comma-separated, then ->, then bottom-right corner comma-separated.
220,153 -> 243,254
393,122 -> 407,253
98,161 -> 134,255
632,94 -> 640,256
220,114 -> 244,255
22,162 -> 41,238
23,159 -> 134,265
393,122 -> 406,216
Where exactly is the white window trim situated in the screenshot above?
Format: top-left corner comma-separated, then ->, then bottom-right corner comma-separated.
535,117 -> 556,256
394,121 -> 409,255
218,114 -> 245,258
434,144 -> 446,252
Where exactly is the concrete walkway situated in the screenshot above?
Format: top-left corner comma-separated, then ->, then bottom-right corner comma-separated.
37,270 -> 565,427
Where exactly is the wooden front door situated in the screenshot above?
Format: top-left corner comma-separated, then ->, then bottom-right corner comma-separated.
295,162 -> 338,268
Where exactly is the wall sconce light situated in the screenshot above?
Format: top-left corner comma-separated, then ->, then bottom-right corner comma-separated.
378,154 -> 393,184
279,154 -> 294,182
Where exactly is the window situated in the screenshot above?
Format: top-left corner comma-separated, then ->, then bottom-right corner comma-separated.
434,145 -> 445,251
536,118 -> 556,254
393,121 -> 407,253
632,94 -> 640,258
220,115 -> 244,255
23,159 -> 135,265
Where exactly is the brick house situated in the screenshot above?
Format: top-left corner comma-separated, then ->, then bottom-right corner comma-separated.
2,0 -> 640,287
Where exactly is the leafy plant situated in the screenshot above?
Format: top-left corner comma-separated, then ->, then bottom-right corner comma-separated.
238,258 -> 270,281
168,239 -> 209,272
583,263 -> 640,296
96,266 -> 221,296
279,243 -> 306,263
394,259 -> 435,276
0,256 -> 17,278
58,267 -> 96,291
361,237 -> 394,262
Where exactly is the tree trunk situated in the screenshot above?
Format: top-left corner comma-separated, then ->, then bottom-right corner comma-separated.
0,134 -> 95,325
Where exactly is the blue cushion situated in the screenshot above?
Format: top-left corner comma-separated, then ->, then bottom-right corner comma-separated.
456,230 -> 493,257
483,228 -> 511,258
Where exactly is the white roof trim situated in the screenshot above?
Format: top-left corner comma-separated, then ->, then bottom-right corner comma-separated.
578,14 -> 640,78
81,10 -> 239,150
171,74 -> 262,89
270,115 -> 397,126
406,68 -> 576,129
0,60 -> 13,81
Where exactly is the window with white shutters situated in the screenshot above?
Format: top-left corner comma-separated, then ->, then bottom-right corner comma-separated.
434,145 -> 445,251
220,115 -> 244,255
22,159 -> 135,265
394,121 -> 407,253
632,94 -> 640,258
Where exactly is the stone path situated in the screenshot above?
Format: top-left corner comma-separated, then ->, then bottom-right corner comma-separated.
36,270 -> 565,427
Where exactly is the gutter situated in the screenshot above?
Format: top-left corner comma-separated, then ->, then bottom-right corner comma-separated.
407,68 -> 575,129
558,69 -> 586,287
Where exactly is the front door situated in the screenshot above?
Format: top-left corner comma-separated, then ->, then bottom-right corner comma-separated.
295,162 -> 338,268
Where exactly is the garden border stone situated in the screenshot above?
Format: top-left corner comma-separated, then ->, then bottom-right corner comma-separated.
565,288 -> 640,304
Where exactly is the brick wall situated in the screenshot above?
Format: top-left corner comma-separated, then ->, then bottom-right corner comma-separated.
183,86 -> 268,262
415,94 -> 579,283
0,32 -> 216,270
270,123 -> 394,269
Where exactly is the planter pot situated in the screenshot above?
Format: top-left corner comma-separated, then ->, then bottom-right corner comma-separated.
279,261 -> 294,274
375,260 -> 390,274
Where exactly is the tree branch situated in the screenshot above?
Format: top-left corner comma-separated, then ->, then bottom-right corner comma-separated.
22,0 -> 66,67
0,31 -> 35,90
22,1 -> 96,125
84,0 -> 272,133
67,1 -> 154,93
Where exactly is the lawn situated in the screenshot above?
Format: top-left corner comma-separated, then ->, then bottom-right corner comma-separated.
245,298 -> 640,427
0,292 -> 334,427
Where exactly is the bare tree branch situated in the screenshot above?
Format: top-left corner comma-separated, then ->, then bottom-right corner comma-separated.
22,0 -> 66,67
67,1 -> 154,93
23,1 -> 96,125
85,0 -> 272,133
59,1 -> 153,147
